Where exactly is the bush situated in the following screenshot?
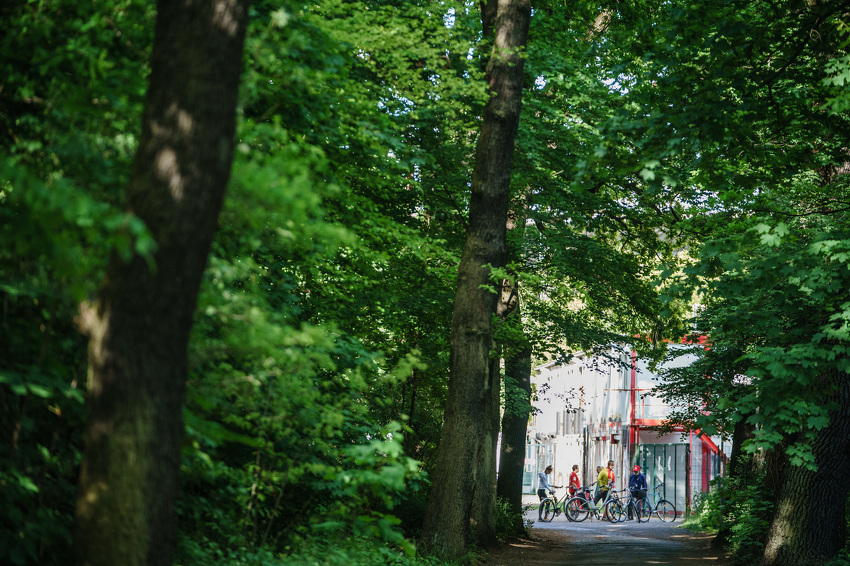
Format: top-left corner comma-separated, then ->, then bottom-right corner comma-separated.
688,475 -> 773,565
492,497 -> 531,541
176,535 -> 455,566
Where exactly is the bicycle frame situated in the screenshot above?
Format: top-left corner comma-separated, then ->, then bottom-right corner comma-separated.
566,485 -> 617,522
538,489 -> 568,522
645,482 -> 678,522
645,483 -> 665,508
618,490 -> 651,522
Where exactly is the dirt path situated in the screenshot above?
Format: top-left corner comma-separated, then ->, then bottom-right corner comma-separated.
483,511 -> 730,566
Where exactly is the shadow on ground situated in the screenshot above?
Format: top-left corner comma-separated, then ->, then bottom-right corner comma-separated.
483,508 -> 730,566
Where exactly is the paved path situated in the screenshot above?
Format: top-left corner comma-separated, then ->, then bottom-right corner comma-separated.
483,506 -> 730,566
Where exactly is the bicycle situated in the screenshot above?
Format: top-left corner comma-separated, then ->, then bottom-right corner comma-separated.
605,489 -> 651,523
645,482 -> 677,522
538,488 -> 568,522
633,493 -> 653,522
564,485 -> 593,522
565,483 -> 617,522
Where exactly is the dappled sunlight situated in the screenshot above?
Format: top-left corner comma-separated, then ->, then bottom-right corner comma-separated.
8,0 -> 843,564
155,147 -> 184,201
212,0 -> 244,36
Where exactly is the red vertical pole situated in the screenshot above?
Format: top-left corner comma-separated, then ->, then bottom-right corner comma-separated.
630,350 -> 637,441
629,351 -> 638,467
686,431 -> 693,517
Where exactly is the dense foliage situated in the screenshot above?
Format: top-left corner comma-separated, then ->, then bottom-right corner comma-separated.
2,0 -> 848,564
690,475 -> 779,565
632,0 -> 850,468
614,0 -> 850,562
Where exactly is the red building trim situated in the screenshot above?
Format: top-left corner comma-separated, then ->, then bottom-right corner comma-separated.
630,350 -> 638,445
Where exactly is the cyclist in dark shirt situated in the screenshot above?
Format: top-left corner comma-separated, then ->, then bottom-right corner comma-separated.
627,465 -> 648,520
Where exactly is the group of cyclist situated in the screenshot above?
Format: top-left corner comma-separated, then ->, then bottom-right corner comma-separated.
537,460 -> 648,521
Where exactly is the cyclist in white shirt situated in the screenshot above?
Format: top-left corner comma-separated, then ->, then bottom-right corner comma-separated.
537,465 -> 561,519
537,465 -> 561,500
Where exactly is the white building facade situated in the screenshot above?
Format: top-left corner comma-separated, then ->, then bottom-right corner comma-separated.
524,345 -> 725,516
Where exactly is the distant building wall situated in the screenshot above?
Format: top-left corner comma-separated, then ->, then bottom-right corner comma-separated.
522,344 -> 727,514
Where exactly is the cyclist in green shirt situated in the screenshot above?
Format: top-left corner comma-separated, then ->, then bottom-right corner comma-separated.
594,459 -> 615,507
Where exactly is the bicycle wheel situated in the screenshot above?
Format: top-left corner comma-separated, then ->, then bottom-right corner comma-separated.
655,499 -> 677,522
539,499 -> 555,522
605,499 -> 625,523
638,499 -> 652,523
566,497 -> 590,522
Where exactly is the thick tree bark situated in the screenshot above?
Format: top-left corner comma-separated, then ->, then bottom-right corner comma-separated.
496,330 -> 532,514
420,0 -> 531,559
472,281 -> 525,542
470,354 -> 503,547
73,2 -> 249,566
761,368 -> 850,566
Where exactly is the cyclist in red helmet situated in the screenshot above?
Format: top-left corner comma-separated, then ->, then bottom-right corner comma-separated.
627,465 -> 648,520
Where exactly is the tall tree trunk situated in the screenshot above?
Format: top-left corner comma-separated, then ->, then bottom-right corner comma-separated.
471,281 -> 525,542
761,368 -> 850,566
470,354 -> 503,547
420,0 -> 531,559
496,323 -> 532,514
73,2 -> 249,565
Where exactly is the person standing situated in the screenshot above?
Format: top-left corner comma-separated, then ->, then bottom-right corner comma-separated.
568,464 -> 581,497
627,465 -> 648,520
593,466 -> 603,501
594,459 -> 615,508
537,465 -> 560,500
537,465 -> 561,519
